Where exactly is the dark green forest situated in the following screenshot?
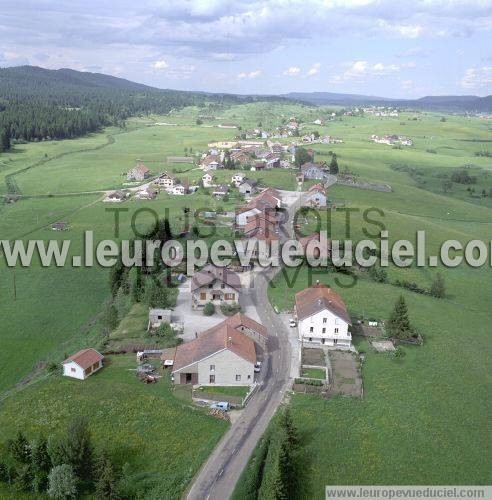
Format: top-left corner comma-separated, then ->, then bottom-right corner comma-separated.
0,66 -> 285,152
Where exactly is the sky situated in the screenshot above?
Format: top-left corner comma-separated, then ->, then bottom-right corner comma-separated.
0,0 -> 491,98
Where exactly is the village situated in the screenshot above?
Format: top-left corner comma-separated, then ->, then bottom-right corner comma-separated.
62,121 -> 406,413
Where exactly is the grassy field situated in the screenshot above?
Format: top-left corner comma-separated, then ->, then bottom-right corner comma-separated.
0,355 -> 227,498
0,101 -> 491,496
261,110 -> 492,496
195,385 -> 250,398
301,367 -> 326,380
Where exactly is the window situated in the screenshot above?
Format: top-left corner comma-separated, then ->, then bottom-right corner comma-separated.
322,328 -> 326,334
236,374 -> 241,382
247,374 -> 251,380
309,327 -> 314,333
200,292 -> 206,300
209,375 -> 215,383
210,365 -> 215,371
308,337 -> 312,342
323,318 -> 327,324
335,328 -> 339,333
208,284 -> 213,288
71,367 -> 76,373
225,293 -> 235,301
221,283 -> 225,289
157,315 -> 162,320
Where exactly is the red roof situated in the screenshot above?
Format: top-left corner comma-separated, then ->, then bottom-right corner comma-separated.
63,348 -> 104,370
295,285 -> 351,324
172,325 -> 256,372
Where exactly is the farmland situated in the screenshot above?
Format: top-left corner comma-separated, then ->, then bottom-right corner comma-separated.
0,100 -> 491,496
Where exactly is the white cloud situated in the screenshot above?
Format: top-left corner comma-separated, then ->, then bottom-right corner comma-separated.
377,19 -> 423,38
306,62 -> 321,77
238,69 -> 262,78
460,66 -> 492,89
152,60 -> 169,70
330,60 -> 402,83
283,66 -> 301,76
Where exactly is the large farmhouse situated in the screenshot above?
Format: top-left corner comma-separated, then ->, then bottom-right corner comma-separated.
62,348 -> 104,380
191,265 -> 241,309
294,285 -> 352,349
300,162 -> 328,180
172,323 -> 256,386
127,163 -> 150,182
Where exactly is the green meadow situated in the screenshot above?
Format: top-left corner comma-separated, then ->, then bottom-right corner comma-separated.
0,102 -> 491,496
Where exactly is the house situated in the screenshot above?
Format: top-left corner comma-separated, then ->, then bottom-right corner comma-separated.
243,211 -> 279,238
294,284 -> 352,348
238,178 -> 259,197
135,187 -> 157,200
305,184 -> 327,207
201,155 -> 223,170
51,221 -> 69,231
155,172 -> 177,189
235,197 -> 275,227
148,308 -> 172,330
62,348 -> 104,380
202,172 -> 214,188
250,162 -> 266,172
191,264 -> 241,309
230,151 -> 251,166
171,324 -> 256,386
300,162 -> 328,180
103,190 -> 128,203
127,163 -> 150,182
201,313 -> 268,349
260,187 -> 282,206
231,172 -> 246,187
170,184 -> 186,195
212,185 -> 229,197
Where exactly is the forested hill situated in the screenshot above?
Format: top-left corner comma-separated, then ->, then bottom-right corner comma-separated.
0,66 -> 284,152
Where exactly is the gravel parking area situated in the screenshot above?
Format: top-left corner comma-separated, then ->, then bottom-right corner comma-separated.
173,281 -> 226,341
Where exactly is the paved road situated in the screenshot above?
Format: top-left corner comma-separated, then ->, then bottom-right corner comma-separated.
186,192 -> 302,500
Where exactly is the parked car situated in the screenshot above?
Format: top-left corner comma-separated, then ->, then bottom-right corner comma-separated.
289,319 -> 297,327
210,402 -> 230,411
254,361 -> 262,373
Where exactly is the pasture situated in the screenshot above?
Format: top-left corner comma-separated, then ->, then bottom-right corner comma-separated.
0,101 -> 491,496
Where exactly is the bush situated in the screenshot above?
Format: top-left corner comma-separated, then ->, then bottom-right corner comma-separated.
451,169 -> 476,185
220,303 -> 241,316
47,464 -> 78,499
203,302 -> 215,316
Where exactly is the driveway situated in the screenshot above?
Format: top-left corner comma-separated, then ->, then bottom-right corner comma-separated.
173,281 -> 226,341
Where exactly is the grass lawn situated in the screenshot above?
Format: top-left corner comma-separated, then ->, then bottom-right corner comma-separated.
0,355 -> 227,498
195,385 -> 250,399
301,367 -> 326,380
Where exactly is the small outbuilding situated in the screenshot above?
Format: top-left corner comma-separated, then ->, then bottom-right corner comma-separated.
148,308 -> 172,330
62,348 -> 104,380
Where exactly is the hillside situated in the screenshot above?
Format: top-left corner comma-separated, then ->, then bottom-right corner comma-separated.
0,66 -> 288,150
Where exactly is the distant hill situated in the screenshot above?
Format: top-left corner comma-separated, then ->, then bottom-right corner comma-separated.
0,66 -> 289,151
282,91 -> 396,104
281,91 -> 492,111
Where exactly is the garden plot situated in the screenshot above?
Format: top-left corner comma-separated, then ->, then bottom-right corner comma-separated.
327,351 -> 363,398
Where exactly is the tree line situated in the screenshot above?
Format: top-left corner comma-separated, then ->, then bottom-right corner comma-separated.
0,417 -> 121,499
0,65 -> 287,152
